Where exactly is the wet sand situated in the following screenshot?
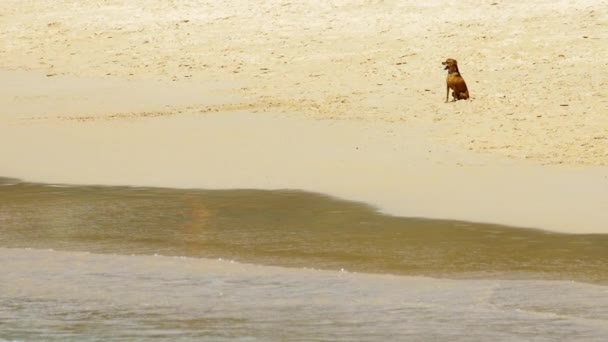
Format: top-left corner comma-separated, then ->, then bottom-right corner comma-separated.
1,70 -> 607,233
1,0 -> 607,233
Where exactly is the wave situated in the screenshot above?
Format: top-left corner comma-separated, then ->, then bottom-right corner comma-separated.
1,247 -> 607,341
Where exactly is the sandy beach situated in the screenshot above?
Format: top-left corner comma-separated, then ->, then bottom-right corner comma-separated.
1,0 -> 607,233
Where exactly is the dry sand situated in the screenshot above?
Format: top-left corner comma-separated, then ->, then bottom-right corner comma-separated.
0,0 -> 607,233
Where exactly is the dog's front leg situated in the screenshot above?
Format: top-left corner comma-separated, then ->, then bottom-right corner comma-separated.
445,85 -> 450,103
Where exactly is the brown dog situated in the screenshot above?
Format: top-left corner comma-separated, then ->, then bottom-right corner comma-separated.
442,58 -> 469,102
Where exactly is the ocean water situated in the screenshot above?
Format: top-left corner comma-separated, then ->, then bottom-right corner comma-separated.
1,177 -> 607,341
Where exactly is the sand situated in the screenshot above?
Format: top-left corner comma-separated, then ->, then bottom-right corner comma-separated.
0,0 -> 607,233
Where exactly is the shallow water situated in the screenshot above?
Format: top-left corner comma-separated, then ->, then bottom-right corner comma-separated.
1,177 -> 608,340
2,177 -> 607,283
2,248 -> 608,342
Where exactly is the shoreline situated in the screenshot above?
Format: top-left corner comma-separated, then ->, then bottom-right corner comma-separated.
2,1 -> 607,339
1,0 -> 606,234
1,71 -> 607,234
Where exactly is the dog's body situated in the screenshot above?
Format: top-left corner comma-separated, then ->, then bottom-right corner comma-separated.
442,58 -> 469,102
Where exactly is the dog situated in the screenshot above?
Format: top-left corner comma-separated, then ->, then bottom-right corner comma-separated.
442,58 -> 469,102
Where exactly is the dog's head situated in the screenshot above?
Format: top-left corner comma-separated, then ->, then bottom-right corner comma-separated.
442,58 -> 458,71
